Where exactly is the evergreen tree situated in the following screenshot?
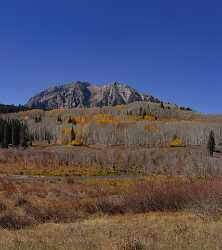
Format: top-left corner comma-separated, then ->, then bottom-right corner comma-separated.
34,116 -> 42,123
72,118 -> 77,126
160,102 -> 165,109
68,116 -> 73,123
45,132 -> 52,144
139,107 -> 143,116
71,127 -> 76,141
57,115 -> 62,123
142,110 -> 147,119
207,130 -> 215,157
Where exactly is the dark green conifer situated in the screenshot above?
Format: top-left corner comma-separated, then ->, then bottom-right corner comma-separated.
207,130 -> 215,157
71,127 -> 76,141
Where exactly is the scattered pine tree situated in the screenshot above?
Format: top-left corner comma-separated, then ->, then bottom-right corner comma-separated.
71,127 -> 76,141
142,110 -> 147,119
68,116 -> 73,123
57,116 -> 62,123
160,102 -> 165,109
207,130 -> 215,157
34,116 -> 42,123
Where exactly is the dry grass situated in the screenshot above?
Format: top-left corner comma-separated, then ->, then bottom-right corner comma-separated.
0,213 -> 221,249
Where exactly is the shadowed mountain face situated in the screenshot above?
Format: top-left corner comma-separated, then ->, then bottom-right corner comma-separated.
26,81 -> 160,109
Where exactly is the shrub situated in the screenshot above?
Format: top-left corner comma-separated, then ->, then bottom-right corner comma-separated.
70,140 -> 82,146
118,236 -> 145,250
0,212 -> 35,230
170,137 -> 184,147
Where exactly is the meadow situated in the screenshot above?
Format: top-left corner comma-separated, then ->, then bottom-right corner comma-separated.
0,174 -> 221,249
0,102 -> 222,249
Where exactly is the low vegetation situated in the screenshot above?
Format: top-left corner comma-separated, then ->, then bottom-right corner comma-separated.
0,176 -> 221,229
0,212 -> 222,250
0,144 -> 221,177
0,102 -> 221,249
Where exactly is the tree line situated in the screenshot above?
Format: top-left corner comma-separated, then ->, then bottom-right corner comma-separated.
0,118 -> 30,148
0,104 -> 31,114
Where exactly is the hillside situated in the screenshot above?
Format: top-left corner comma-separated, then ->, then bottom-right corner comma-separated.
26,81 -> 160,109
7,100 -> 220,148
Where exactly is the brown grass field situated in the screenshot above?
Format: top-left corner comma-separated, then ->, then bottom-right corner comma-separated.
0,171 -> 220,249
1,212 -> 222,250
0,141 -> 221,249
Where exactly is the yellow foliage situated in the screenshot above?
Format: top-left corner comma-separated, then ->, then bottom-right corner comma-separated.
144,124 -> 159,132
128,115 -> 156,121
127,115 -> 142,121
115,105 -> 125,110
94,114 -> 120,125
70,140 -> 83,146
96,119 -> 118,125
170,138 -> 184,147
74,116 -> 88,124
143,115 -> 157,121
62,127 -> 72,136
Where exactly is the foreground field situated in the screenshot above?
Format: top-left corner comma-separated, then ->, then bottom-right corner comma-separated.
0,153 -> 222,249
0,213 -> 222,250
0,175 -> 222,228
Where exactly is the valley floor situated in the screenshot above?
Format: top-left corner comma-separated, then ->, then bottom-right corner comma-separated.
0,212 -> 221,250
0,144 -> 221,249
1,144 -> 221,177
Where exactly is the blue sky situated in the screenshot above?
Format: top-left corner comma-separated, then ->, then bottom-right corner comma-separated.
0,0 -> 222,113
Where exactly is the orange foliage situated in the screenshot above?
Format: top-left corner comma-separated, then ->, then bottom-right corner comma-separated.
115,105 -> 125,110
62,127 -> 72,136
74,116 -> 88,125
144,124 -> 159,132
127,115 -> 143,121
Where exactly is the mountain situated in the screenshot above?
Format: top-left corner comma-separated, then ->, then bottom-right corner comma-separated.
26,81 -> 160,109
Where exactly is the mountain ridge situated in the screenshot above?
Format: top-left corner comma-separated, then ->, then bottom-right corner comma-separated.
26,81 -> 160,109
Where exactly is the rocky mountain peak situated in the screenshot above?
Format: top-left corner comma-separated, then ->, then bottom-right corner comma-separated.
26,81 -> 159,109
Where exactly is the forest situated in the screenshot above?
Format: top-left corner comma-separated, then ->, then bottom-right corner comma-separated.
0,118 -> 29,148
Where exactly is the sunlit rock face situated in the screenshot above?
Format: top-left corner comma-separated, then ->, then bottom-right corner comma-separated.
26,81 -> 159,109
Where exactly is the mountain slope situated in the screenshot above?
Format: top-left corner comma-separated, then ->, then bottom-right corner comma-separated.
26,81 -> 160,109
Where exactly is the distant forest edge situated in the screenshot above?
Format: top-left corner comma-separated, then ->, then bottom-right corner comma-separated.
0,104 -> 31,114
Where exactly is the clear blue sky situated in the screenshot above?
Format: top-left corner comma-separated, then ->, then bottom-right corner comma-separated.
0,0 -> 222,113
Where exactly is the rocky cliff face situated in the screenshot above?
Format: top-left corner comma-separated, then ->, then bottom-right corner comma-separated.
26,81 -> 159,109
